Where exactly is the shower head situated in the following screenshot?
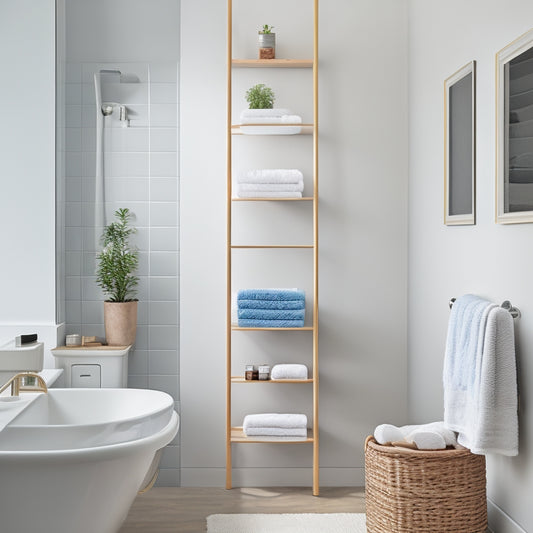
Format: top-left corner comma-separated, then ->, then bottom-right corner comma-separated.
99,69 -> 140,83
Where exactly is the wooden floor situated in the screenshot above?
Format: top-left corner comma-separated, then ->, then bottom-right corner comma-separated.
119,487 -> 366,533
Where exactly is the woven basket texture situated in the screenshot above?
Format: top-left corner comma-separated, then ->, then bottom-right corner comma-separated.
365,436 -> 487,533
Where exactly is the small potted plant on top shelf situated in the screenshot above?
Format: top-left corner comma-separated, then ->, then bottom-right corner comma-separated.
245,83 -> 275,109
96,207 -> 139,346
258,24 -> 275,59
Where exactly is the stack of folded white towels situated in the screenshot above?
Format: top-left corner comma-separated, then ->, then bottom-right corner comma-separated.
237,169 -> 304,199
243,413 -> 308,437
240,108 -> 302,135
270,364 -> 308,380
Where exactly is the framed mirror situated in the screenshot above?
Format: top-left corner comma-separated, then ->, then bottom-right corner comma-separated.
444,61 -> 476,226
497,28 -> 533,223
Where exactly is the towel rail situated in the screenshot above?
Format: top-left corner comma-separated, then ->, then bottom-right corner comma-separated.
449,297 -> 521,319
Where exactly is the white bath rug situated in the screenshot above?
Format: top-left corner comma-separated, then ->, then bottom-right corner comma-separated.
207,512 -> 366,532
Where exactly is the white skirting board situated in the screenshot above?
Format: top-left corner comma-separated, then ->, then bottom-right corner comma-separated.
180,467 -> 364,488
488,499 -> 527,533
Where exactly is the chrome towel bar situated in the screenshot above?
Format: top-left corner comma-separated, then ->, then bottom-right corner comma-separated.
449,297 -> 521,319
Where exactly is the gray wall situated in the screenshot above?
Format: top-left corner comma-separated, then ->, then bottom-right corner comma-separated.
408,1 -> 533,531
180,0 -> 409,487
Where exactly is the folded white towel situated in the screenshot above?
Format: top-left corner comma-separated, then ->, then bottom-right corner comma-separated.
271,364 -> 308,380
244,427 -> 308,437
374,421 -> 458,450
241,115 -> 302,125
240,108 -> 292,120
238,169 -> 303,185
238,182 -> 304,193
237,191 -> 303,199
243,413 -> 307,430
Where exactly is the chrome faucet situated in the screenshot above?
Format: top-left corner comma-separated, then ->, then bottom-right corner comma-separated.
0,372 -> 48,396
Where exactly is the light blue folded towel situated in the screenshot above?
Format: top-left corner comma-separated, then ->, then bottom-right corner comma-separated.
238,308 -> 305,321
237,299 -> 305,310
238,318 -> 305,328
237,289 -> 305,301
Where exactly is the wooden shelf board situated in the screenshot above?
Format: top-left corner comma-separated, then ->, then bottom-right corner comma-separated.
232,326 -> 314,331
231,244 -> 313,249
232,59 -> 313,68
231,427 -> 314,443
231,376 -> 313,384
232,197 -> 314,202
231,124 -> 314,136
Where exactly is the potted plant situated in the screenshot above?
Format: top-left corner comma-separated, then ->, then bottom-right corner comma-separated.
258,24 -> 275,59
96,207 -> 139,346
245,83 -> 275,109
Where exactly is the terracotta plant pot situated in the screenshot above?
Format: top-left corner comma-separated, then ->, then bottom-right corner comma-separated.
104,301 -> 138,346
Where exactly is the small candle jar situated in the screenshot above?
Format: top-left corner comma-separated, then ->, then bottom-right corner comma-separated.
245,365 -> 255,380
258,364 -> 271,380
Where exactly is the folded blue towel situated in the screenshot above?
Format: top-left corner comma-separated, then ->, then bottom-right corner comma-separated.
237,289 -> 305,301
238,318 -> 305,328
238,308 -> 305,321
238,299 -> 305,310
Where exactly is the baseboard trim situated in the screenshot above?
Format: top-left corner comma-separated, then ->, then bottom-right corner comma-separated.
487,498 -> 527,533
181,467 -> 364,487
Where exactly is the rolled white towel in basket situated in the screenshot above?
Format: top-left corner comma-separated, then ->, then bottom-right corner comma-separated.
271,364 -> 308,380
374,421 -> 458,450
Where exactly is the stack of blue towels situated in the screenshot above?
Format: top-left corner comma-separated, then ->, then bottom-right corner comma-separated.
237,289 -> 305,328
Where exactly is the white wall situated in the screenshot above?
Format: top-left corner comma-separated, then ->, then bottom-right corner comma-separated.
408,2 -> 533,531
181,0 -> 409,487
0,1 -> 56,330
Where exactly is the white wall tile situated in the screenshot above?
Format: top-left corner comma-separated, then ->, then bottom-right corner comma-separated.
150,202 -> 178,227
150,227 -> 178,251
104,152 -> 149,178
105,178 -> 149,201
160,445 -> 180,468
128,348 -> 148,375
82,105 -> 96,128
66,83 -> 82,105
66,227 -> 83,251
135,325 -> 149,350
137,300 -> 149,325
81,276 -> 104,301
150,252 -> 178,276
66,178 -> 82,202
150,63 -> 177,83
65,276 -> 81,301
66,300 -> 82,323
155,468 -> 180,487
66,252 -> 82,276
151,83 -> 177,104
149,350 -> 178,374
150,178 -> 177,201
148,374 -> 178,399
65,128 -> 82,151
106,128 -> 149,152
128,375 -> 148,389
81,323 -> 105,338
149,301 -> 178,325
66,202 -> 82,227
66,152 -> 82,177
150,128 -> 177,152
82,127 -> 96,152
82,300 -> 103,324
150,277 -> 178,301
151,104 -> 177,127
66,62 -> 82,83
151,152 -> 177,177
66,105 -> 82,127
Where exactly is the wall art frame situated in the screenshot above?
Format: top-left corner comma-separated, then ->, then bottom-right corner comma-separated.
496,28 -> 533,224
444,60 -> 476,226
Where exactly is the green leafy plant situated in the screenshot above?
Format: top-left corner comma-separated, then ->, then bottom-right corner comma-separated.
259,24 -> 274,34
245,83 -> 275,109
96,208 -> 139,302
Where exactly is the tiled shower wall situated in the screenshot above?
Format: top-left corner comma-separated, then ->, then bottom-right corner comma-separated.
64,61 -> 180,485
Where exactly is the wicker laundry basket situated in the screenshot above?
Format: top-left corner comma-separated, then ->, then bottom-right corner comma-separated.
365,436 -> 487,533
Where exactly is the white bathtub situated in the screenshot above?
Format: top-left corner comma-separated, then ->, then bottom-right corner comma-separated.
0,388 -> 179,533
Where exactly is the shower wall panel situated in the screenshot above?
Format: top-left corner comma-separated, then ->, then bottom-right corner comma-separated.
63,60 -> 180,485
